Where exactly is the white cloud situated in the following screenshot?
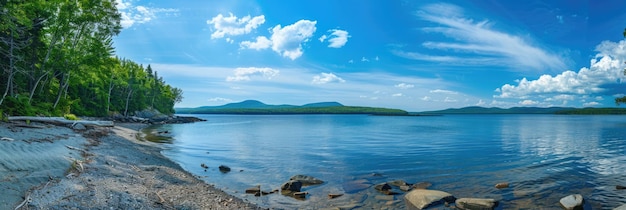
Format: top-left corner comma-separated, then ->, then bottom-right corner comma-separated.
476,99 -> 486,106
348,59 -> 354,64
270,20 -> 317,60
430,89 -> 459,94
240,36 -> 271,50
375,56 -> 380,61
583,101 -> 601,106
421,96 -> 432,101
361,57 -> 369,62
396,3 -> 566,71
207,97 -> 233,102
444,97 -> 457,103
519,99 -> 539,106
226,67 -> 279,82
319,35 -> 328,42
312,73 -> 345,84
392,93 -> 403,97
116,0 -> 178,28
207,13 -> 265,39
319,29 -> 350,48
495,40 -> 626,100
395,83 -> 414,89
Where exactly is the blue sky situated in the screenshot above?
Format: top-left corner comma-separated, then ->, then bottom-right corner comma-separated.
113,0 -> 626,111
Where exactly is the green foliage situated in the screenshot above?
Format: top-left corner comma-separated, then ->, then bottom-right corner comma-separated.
555,108 -> 626,115
64,113 -> 79,120
0,1 -> 182,117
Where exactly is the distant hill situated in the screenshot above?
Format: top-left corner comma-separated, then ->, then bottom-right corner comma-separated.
418,106 -> 578,115
175,100 -> 408,115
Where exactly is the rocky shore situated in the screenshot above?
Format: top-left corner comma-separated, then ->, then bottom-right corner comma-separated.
0,120 -> 261,210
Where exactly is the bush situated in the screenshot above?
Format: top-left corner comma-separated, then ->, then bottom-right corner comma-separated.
64,113 -> 80,120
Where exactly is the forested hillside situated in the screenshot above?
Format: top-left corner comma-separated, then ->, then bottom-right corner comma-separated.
0,0 -> 182,117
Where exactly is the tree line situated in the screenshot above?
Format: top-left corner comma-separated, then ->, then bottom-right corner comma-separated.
0,0 -> 182,117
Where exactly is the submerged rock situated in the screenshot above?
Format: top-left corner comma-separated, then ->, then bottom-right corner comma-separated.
328,193 -> 343,199
245,185 -> 260,194
404,189 -> 456,210
342,179 -> 372,193
281,180 -> 303,193
617,185 -> 626,190
289,175 -> 324,186
495,182 -> 509,189
559,194 -> 584,210
614,204 -> 626,210
388,180 -> 409,187
412,182 -> 432,190
218,165 -> 231,173
456,198 -> 499,210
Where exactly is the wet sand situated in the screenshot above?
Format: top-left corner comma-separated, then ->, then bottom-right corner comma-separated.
0,121 -> 262,209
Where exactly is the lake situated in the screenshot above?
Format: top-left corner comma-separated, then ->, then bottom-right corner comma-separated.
149,114 -> 626,209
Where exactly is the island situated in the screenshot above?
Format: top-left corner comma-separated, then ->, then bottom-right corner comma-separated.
175,100 -> 411,115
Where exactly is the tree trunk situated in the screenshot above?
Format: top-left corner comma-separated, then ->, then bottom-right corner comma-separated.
123,88 -> 133,117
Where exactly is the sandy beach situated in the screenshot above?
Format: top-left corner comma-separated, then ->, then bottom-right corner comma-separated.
0,121 -> 262,209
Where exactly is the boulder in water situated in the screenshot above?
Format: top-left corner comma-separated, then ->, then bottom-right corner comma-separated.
495,182 -> 509,189
404,189 -> 456,210
218,165 -> 231,173
245,185 -> 260,194
289,175 -> 324,186
281,180 -> 303,193
456,198 -> 499,210
559,194 -> 584,210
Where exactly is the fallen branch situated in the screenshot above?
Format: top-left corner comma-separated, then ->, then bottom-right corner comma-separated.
8,116 -> 114,127
14,194 -> 31,210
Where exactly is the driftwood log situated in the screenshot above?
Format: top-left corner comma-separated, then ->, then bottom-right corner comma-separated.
8,116 -> 114,127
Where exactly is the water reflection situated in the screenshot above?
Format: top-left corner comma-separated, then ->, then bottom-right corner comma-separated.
157,114 -> 626,209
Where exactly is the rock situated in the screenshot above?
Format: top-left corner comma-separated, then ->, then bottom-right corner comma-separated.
614,204 -> 626,210
375,183 -> 392,192
412,182 -> 432,190
456,198 -> 499,210
404,189 -> 456,210
289,175 -> 324,186
559,194 -> 584,210
245,185 -> 260,194
293,192 -> 308,199
200,163 -> 208,169
218,165 -> 231,173
495,182 -> 509,189
342,179 -> 372,194
281,180 -> 303,192
388,180 -> 409,187
400,185 -> 412,191
328,193 -> 343,199
72,123 -> 87,130
617,185 -> 626,190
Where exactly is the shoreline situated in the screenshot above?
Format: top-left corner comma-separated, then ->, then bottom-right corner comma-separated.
1,121 -> 262,209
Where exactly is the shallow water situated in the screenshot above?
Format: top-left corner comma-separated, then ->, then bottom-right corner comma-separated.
153,114 -> 626,209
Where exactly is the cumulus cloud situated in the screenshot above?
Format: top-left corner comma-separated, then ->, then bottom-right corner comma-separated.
395,3 -> 566,71
312,73 -> 345,84
392,93 -> 403,97
319,29 -> 350,48
240,36 -> 271,50
495,40 -> 626,102
496,41 -> 626,98
519,100 -> 539,106
395,83 -> 414,89
240,20 -> 317,60
207,13 -> 265,39
269,20 -> 317,60
421,96 -> 432,101
116,0 -> 178,28
226,67 -> 279,82
430,89 -> 459,94
361,57 -> 369,62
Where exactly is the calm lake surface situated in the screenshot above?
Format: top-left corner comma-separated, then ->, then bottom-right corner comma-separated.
151,114 -> 626,209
